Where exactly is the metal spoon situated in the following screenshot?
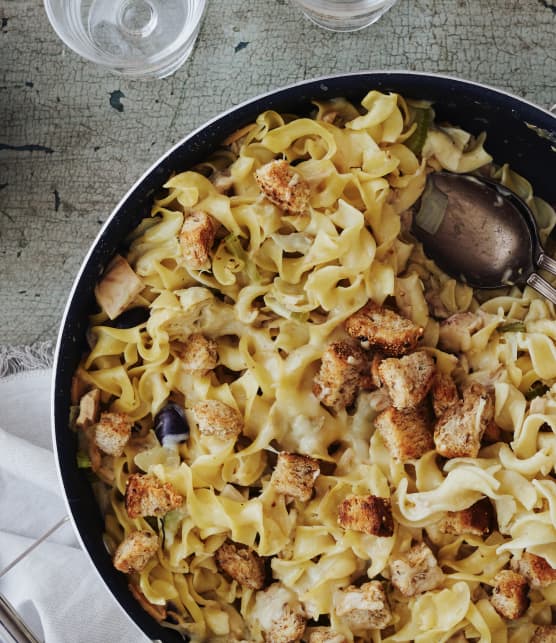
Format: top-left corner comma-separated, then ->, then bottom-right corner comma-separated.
412,171 -> 556,304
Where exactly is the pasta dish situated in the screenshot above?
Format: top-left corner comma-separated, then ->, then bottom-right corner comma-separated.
71,90 -> 556,642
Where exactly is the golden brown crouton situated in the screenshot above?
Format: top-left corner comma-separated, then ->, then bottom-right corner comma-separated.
253,583 -> 306,643
215,540 -> 266,590
192,400 -> 244,440
489,570 -> 529,620
76,388 -> 101,429
345,302 -> 424,357
434,383 -> 494,458
113,530 -> 159,573
308,630 -> 347,643
125,473 -> 183,518
378,351 -> 436,410
438,498 -> 495,538
430,372 -> 459,418
94,255 -> 144,320
179,210 -> 219,269
390,542 -> 444,597
173,333 -> 218,374
374,405 -> 434,463
333,581 -> 392,632
94,411 -> 133,456
129,583 -> 167,622
531,626 -> 556,643
511,553 -> 556,589
255,159 -> 311,216
438,312 -> 483,354
312,340 -> 369,412
337,495 -> 394,537
271,452 -> 320,502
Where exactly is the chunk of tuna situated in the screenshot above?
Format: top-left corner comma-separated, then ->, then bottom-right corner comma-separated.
94,255 -> 144,320
390,542 -> 444,597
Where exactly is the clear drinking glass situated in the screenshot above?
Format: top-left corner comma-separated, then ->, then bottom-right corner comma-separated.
292,0 -> 398,32
44,0 -> 207,79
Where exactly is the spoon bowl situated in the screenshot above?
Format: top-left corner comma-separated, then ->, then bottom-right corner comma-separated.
413,172 -> 556,303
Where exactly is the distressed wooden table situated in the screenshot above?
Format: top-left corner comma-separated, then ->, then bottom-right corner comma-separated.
1,0 -> 555,347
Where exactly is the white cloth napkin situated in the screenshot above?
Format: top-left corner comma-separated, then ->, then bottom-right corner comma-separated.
0,369 -> 151,643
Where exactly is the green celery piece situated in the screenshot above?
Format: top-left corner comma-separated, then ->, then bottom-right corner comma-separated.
499,321 -> 526,333
224,234 -> 260,282
76,451 -> 92,468
405,107 -> 434,156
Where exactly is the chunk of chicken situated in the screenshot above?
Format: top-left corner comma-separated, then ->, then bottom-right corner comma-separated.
252,583 -> 306,643
76,388 -> 101,429
438,312 -> 483,353
390,542 -> 444,597
333,581 -> 392,632
94,255 -> 144,320
434,383 -> 494,458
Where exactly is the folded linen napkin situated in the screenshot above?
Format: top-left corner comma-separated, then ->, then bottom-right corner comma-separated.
0,367 -> 151,643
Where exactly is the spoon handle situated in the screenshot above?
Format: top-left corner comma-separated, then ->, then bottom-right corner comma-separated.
527,272 -> 556,305
537,253 -> 556,277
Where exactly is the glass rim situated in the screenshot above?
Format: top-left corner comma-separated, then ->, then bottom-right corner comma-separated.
43,0 -> 207,77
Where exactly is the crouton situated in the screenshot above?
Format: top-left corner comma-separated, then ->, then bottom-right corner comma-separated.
374,405 -> 434,462
345,302 -> 424,357
438,498 -> 494,538
378,351 -> 436,410
253,583 -> 306,643
76,388 -> 101,429
215,540 -> 266,590
179,210 -> 219,269
312,340 -> 369,412
255,159 -> 311,216
94,255 -> 144,320
390,542 -> 444,597
511,552 -> 556,589
489,570 -> 529,620
333,581 -> 392,632
125,473 -> 183,518
438,312 -> 483,353
338,494 -> 394,537
434,383 -> 494,458
94,411 -> 133,456
173,333 -> 218,374
531,626 -> 556,643
430,372 -> 459,418
271,452 -> 320,502
113,530 -> 159,573
129,583 -> 167,622
192,400 -> 244,440
308,630 -> 347,643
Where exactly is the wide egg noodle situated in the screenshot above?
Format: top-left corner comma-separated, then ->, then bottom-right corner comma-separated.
75,89 -> 556,641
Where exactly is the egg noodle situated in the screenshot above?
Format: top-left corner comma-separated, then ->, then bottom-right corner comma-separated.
73,90 -> 556,642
